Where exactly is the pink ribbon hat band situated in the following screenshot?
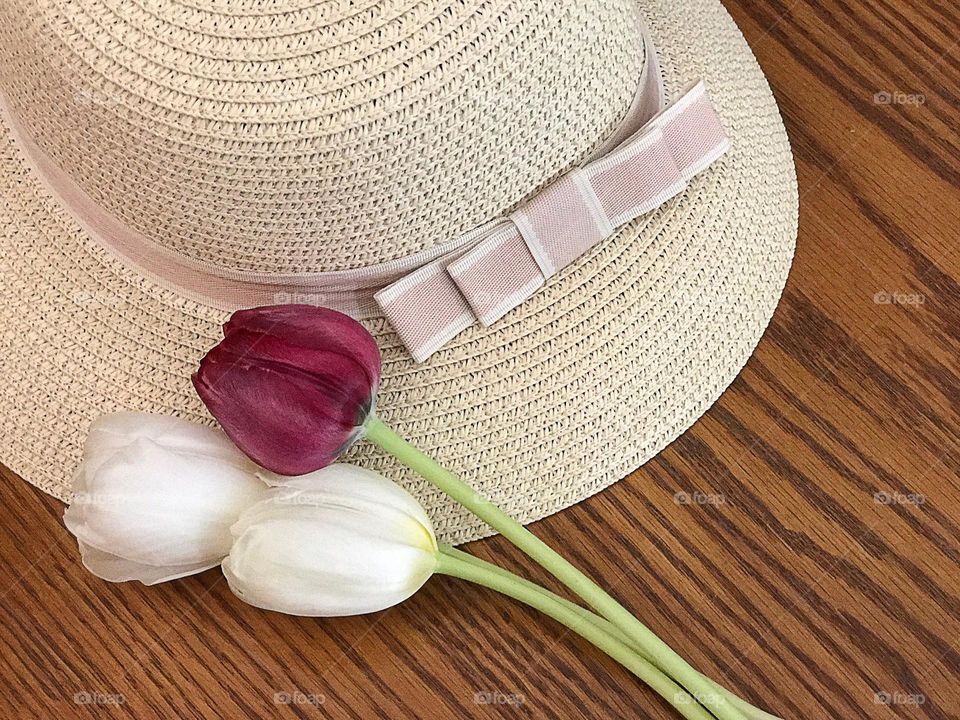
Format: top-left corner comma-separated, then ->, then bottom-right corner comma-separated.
0,28 -> 727,363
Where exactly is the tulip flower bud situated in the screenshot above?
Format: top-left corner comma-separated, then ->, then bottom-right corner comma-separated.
192,305 -> 381,476
222,464 -> 437,616
64,412 -> 269,584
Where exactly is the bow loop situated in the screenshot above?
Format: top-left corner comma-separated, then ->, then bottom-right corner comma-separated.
448,224 -> 543,326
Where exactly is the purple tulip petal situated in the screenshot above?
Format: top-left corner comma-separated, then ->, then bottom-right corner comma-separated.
193,306 -> 381,475
202,329 -> 372,425
225,305 -> 380,387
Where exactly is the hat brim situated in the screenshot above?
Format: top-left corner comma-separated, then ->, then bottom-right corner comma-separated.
0,0 -> 796,544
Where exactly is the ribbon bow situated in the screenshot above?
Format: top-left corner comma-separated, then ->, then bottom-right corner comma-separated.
375,80 -> 729,362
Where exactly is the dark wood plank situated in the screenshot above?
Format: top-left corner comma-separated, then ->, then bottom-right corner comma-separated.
2,0 -> 958,717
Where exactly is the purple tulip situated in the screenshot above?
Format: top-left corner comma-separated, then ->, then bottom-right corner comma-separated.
192,305 -> 381,475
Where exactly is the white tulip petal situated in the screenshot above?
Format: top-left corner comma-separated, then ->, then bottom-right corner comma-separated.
64,413 -> 270,584
66,439 -> 267,566
86,412 -> 256,471
253,464 -> 436,548
223,465 -> 438,617
223,521 -> 435,616
77,542 -> 218,585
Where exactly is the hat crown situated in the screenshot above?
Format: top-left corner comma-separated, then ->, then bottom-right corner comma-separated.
0,0 -> 645,274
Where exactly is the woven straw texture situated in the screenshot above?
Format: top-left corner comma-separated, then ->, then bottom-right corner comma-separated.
0,0 -> 643,274
0,0 -> 797,544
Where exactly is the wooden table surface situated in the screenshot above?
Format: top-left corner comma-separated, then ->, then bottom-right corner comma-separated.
3,1 -> 959,718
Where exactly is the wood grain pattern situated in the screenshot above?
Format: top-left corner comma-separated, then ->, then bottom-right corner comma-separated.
2,1 -> 958,717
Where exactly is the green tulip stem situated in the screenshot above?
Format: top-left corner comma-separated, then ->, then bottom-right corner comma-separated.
435,546 -> 715,720
442,547 -> 780,720
365,417 -> 749,720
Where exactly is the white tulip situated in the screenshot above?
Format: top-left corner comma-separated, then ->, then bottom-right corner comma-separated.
64,412 -> 269,585
222,464 -> 438,616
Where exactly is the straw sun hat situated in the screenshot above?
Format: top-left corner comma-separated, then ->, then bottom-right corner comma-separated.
0,0 -> 796,543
